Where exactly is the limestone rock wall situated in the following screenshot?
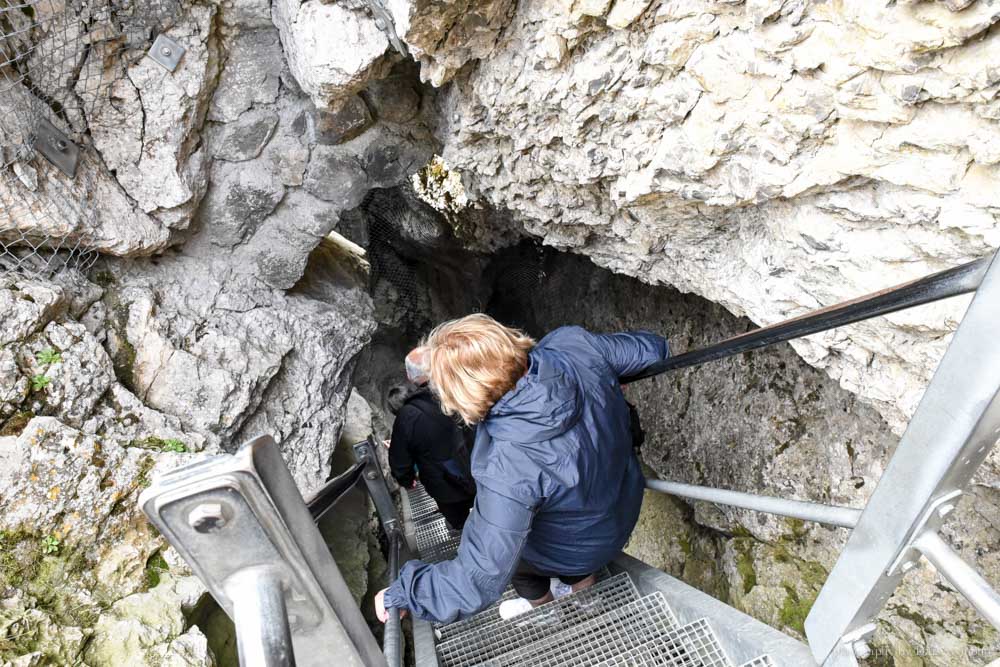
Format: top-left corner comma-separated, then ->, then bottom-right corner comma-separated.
431,0 -> 1000,434
0,276 -> 217,666
4,0 -> 1000,665
0,1 -> 439,664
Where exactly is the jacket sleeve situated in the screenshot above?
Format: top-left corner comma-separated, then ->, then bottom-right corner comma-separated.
388,408 -> 417,489
382,485 -> 534,623
587,330 -> 670,378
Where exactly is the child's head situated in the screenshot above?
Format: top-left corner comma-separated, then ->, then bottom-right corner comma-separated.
422,314 -> 535,425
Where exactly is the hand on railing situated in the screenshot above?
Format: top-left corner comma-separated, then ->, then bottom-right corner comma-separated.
375,588 -> 408,623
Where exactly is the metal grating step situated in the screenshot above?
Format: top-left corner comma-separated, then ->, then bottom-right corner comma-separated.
596,618 -> 733,667
478,592 -> 679,667
434,587 -> 520,638
416,516 -> 456,552
433,566 -> 614,638
737,657 -> 775,667
403,483 -> 440,524
415,515 -> 463,563
436,572 -> 640,667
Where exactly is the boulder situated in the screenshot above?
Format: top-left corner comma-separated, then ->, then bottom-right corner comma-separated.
272,0 -> 394,110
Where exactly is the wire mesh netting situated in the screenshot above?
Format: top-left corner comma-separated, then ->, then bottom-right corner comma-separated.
0,0 -> 178,278
361,188 -> 431,332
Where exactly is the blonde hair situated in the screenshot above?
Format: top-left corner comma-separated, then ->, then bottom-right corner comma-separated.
423,314 -> 536,425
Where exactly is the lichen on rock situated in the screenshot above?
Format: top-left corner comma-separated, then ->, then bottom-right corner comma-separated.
411,155 -> 470,216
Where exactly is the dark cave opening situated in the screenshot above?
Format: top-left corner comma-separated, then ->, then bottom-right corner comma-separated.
322,184 -> 925,658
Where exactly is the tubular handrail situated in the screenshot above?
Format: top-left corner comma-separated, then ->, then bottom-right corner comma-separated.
914,532 -> 1000,629
621,256 -> 990,384
305,443 -> 405,667
644,479 -> 862,529
383,533 -> 403,667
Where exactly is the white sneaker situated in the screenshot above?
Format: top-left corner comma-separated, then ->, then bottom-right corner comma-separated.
550,580 -> 573,599
498,598 -> 534,620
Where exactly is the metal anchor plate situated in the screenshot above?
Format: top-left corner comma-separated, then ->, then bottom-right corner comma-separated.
31,118 -> 79,178
149,33 -> 185,72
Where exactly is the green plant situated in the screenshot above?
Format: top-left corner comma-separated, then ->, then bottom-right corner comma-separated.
31,374 -> 51,392
41,536 -> 60,555
34,348 -> 61,366
144,551 -> 170,589
128,437 -> 188,453
161,439 -> 187,453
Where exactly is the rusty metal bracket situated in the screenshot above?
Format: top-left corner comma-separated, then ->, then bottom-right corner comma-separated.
31,117 -> 79,178
149,33 -> 185,72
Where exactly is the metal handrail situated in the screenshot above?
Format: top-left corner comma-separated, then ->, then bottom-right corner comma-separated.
644,479 -> 861,529
353,437 -> 404,667
383,533 -> 403,667
630,251 -> 1000,666
622,255 -> 990,384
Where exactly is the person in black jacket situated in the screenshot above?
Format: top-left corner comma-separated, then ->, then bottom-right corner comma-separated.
386,348 -> 476,530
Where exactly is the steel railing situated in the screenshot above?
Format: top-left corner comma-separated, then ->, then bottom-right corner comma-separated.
141,435 -> 402,667
634,251 -> 1000,666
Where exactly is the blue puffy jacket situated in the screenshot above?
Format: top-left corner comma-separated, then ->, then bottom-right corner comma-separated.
383,326 -> 669,623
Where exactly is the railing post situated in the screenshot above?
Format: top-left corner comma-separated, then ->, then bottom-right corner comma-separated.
228,568 -> 297,667
354,437 -> 400,536
353,436 -> 404,667
140,436 -> 386,667
805,252 -> 1000,664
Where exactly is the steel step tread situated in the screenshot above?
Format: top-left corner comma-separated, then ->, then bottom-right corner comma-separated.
595,617 -> 733,667
436,572 -> 640,667
737,657 -> 775,667
433,566 -> 614,638
433,587 -> 521,639
403,483 -> 440,524
412,511 -> 463,563
476,591 -> 679,667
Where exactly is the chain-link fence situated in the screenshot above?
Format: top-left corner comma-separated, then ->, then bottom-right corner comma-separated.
1,0 -> 178,278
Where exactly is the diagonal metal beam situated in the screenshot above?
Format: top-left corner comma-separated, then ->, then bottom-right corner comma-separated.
805,251 -> 1000,663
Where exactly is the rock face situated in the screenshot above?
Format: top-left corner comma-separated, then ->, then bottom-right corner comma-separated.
3,0 -> 1000,665
387,0 -> 516,86
272,0 -> 394,110
1,1 -> 438,664
435,0 -> 1000,434
0,276 -> 217,666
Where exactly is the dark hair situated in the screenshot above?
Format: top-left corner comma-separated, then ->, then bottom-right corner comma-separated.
387,382 -> 419,415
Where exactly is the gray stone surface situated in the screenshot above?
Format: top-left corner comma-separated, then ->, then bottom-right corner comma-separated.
433,0 -> 1000,435
386,0 -> 516,85
272,0 -> 394,110
210,109 -> 280,162
311,95 -> 374,145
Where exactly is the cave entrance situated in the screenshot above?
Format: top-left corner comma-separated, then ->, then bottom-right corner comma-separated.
330,184 -> 909,652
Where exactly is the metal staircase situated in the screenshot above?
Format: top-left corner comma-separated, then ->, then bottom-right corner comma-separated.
139,250 -> 1000,667
402,484 -> 791,667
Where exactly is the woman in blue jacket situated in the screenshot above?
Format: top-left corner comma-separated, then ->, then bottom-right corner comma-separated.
376,313 -> 669,623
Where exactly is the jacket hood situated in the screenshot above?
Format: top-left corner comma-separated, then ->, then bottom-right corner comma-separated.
484,347 -> 581,442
